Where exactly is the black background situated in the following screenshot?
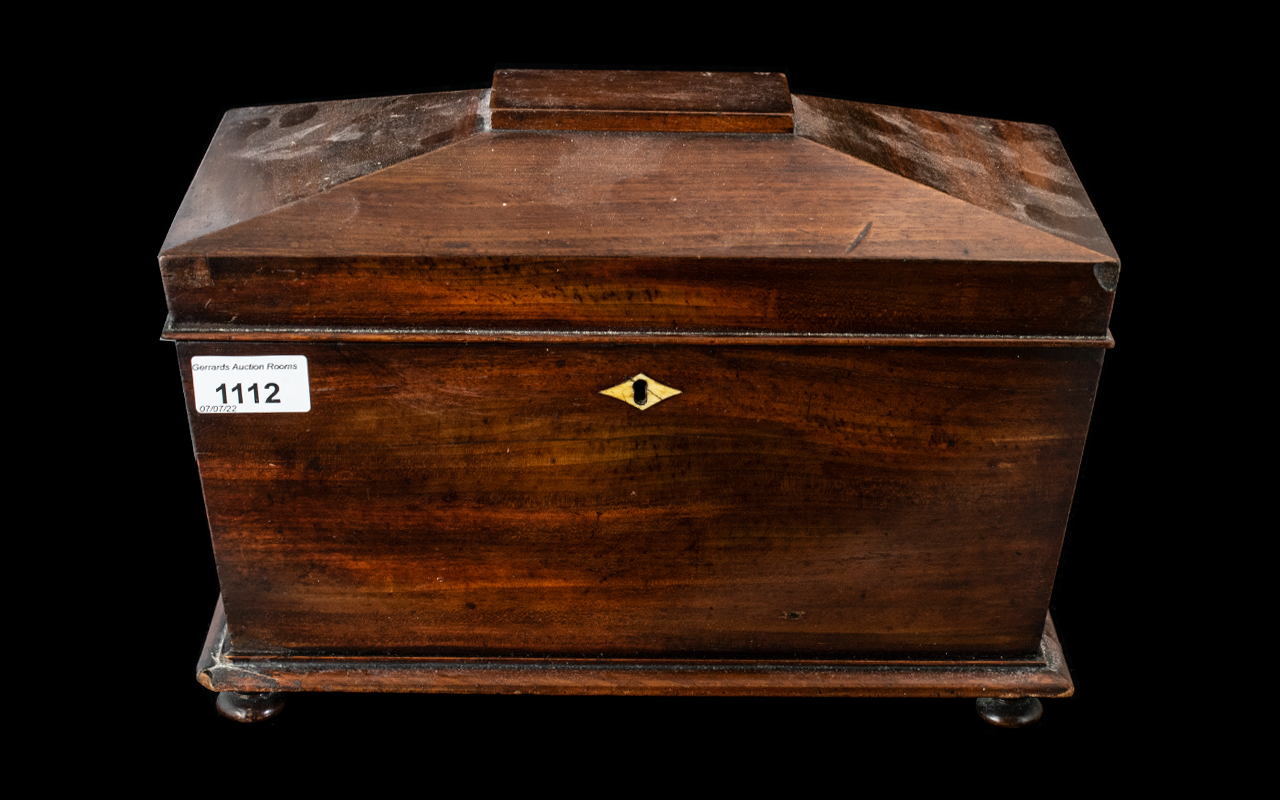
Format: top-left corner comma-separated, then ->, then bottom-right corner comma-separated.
107,40 -> 1181,770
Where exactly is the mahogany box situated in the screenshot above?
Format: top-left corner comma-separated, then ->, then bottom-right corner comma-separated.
159,69 -> 1118,725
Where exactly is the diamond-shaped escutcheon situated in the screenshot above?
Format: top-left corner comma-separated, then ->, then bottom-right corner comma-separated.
598,373 -> 682,411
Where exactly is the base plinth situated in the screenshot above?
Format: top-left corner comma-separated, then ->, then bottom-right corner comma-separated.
198,597 -> 1072,715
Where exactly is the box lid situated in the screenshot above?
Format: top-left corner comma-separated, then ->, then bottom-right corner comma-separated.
159,70 -> 1118,345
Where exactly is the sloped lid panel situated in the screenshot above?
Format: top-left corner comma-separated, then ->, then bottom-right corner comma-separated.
163,89 -> 487,252
165,131 -> 1104,262
793,94 -> 1118,264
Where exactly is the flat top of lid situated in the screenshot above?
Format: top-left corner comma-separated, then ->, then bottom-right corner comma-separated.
489,69 -> 794,133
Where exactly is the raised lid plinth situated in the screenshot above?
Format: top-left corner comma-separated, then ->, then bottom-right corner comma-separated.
490,69 -> 794,132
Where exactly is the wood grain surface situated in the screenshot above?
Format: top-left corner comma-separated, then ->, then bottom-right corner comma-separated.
198,597 -> 1074,698
491,69 -> 793,132
162,325 -> 1115,348
161,253 -> 1116,339
179,341 -> 1102,659
163,131 -> 1105,262
794,94 -> 1119,263
163,90 -> 486,252
160,130 -> 1115,337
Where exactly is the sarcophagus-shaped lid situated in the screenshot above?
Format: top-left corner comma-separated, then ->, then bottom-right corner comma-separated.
159,69 -> 1118,345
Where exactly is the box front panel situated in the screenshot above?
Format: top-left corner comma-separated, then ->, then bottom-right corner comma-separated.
179,342 -> 1102,658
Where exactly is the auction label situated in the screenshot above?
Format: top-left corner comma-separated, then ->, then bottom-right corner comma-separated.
192,356 -> 310,413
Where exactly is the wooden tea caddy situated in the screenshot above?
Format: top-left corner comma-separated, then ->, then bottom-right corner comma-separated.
160,69 -> 1118,726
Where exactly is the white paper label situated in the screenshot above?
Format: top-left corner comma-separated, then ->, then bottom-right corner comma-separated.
191,356 -> 310,413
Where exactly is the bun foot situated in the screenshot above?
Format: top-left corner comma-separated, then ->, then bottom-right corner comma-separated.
216,691 -> 286,723
975,697 -> 1043,728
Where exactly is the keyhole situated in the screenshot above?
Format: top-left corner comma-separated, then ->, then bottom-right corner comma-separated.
632,379 -> 648,406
